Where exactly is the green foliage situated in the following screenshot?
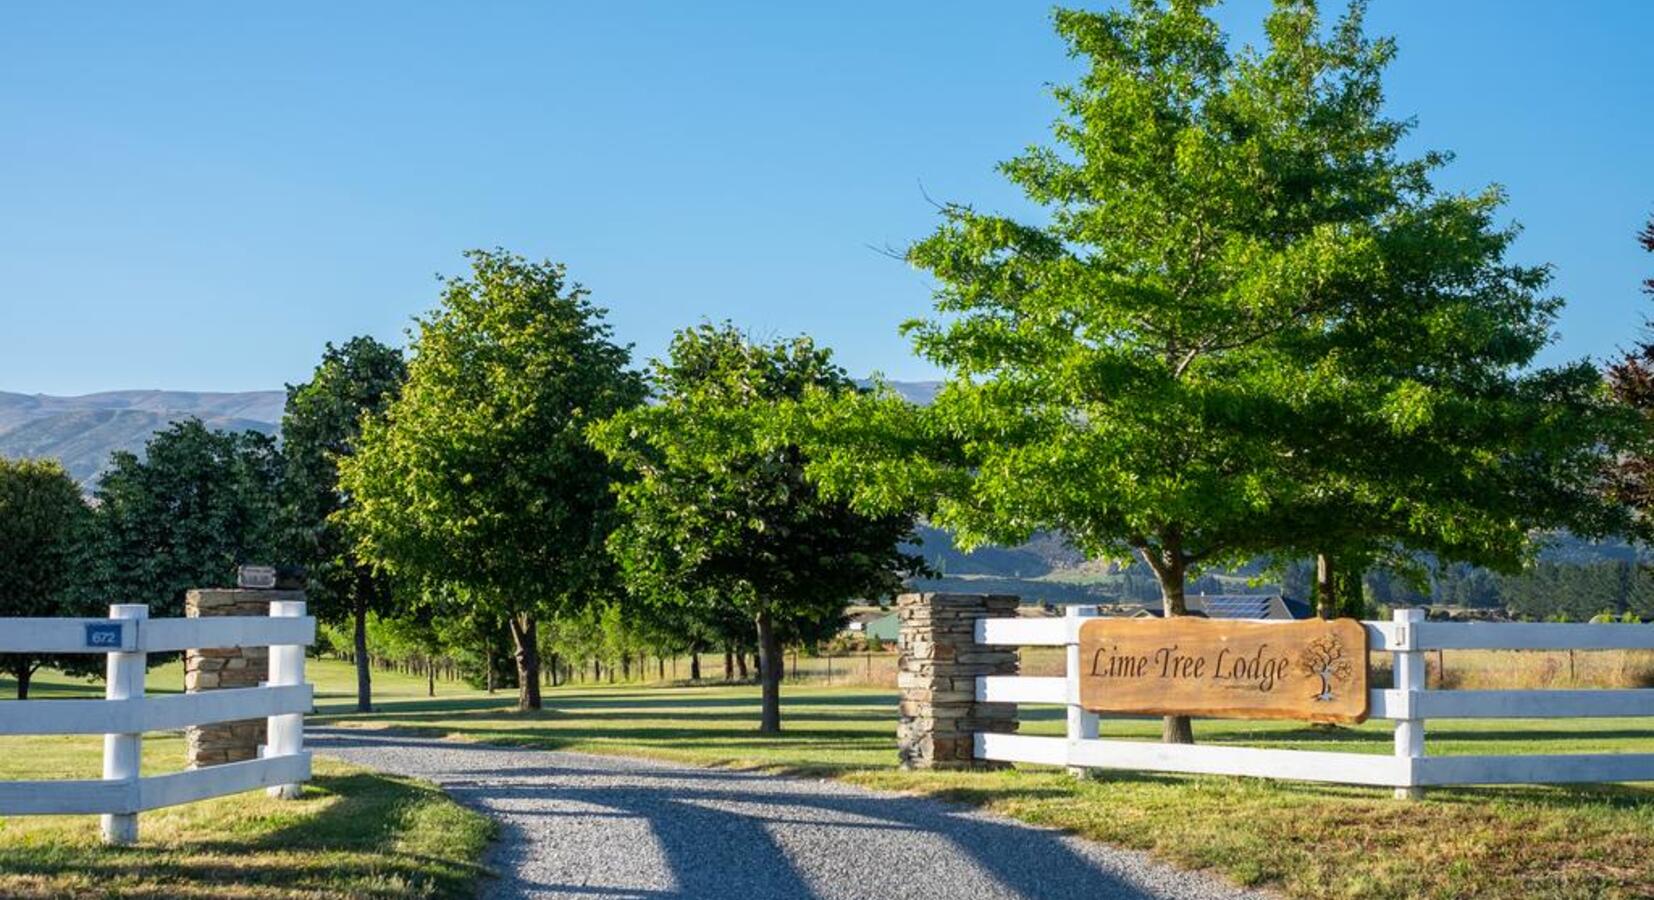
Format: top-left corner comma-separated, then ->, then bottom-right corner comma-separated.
0,457 -> 89,616
87,419 -> 281,618
338,249 -> 645,708
281,335 -> 407,711
1500,560 -> 1654,622
281,336 -> 406,619
593,324 -> 921,616
0,457 -> 93,697
1604,215 -> 1654,541
796,1 -> 1627,617
590,323 -> 923,728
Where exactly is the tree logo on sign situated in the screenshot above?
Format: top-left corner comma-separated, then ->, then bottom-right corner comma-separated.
1298,635 -> 1355,703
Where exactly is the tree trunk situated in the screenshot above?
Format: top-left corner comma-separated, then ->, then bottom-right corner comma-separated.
507,614 -> 542,711
756,611 -> 783,734
735,651 -> 749,680
1316,553 -> 1336,619
658,656 -> 665,680
723,648 -> 734,681
13,660 -> 32,700
549,652 -> 560,687
621,654 -> 631,680
427,660 -> 435,697
1140,533 -> 1194,745
486,645 -> 496,694
353,596 -> 373,712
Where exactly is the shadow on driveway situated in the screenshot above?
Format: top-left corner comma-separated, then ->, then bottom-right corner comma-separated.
310,728 -> 1260,900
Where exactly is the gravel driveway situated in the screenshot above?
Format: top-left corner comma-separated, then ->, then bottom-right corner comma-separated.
310,728 -> 1268,900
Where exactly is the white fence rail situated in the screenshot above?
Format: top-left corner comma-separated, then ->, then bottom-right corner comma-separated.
0,602 -> 315,842
974,607 -> 1654,796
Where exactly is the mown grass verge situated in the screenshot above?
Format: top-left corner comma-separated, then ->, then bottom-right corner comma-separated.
9,659 -> 1654,897
305,665 -> 1654,899
0,674 -> 494,899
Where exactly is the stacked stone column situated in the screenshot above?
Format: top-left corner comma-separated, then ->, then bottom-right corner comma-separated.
183,588 -> 301,767
896,592 -> 1020,770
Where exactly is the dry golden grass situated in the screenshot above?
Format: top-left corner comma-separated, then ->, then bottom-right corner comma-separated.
1020,642 -> 1654,690
1427,649 -> 1654,690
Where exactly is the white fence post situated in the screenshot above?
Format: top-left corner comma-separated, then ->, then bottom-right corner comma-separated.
101,604 -> 147,845
1065,605 -> 1100,778
1392,607 -> 1426,800
265,600 -> 306,799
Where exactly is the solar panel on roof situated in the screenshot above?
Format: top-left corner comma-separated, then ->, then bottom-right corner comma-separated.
1198,596 -> 1273,619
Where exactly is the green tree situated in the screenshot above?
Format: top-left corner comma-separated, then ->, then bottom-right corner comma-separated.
281,335 -> 407,712
339,250 -> 644,711
1266,188 -> 1632,617
0,458 -> 92,698
89,419 -> 282,618
1606,216 -> 1654,537
792,1 -> 1629,743
590,323 -> 923,733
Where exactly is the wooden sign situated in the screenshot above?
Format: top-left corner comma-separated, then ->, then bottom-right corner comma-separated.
1078,617 -> 1369,723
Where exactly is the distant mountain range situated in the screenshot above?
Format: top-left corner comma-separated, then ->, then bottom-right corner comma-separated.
5,382 -> 1638,608
0,390 -> 284,484
0,383 -> 941,487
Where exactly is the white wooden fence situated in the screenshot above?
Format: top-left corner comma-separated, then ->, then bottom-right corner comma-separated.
0,602 -> 315,843
975,607 -> 1654,797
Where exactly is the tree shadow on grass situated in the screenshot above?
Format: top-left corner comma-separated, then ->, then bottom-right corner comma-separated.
326,690 -> 895,714
326,708 -> 889,728
331,720 -> 887,745
0,769 -> 491,899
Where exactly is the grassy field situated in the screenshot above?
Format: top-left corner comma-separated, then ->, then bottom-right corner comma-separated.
309,661 -> 1654,900
0,664 -> 493,899
7,658 -> 1654,897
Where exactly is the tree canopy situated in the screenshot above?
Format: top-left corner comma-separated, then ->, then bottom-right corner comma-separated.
339,249 -> 645,710
1605,216 -> 1654,539
789,0 -> 1631,742
89,419 -> 282,618
590,323 -> 923,732
0,457 -> 92,698
281,335 -> 407,711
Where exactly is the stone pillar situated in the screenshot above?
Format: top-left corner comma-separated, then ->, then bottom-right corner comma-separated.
183,587 -> 301,767
896,593 -> 1020,770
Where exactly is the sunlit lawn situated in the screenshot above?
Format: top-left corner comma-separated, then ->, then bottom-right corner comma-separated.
7,659 -> 1654,897
311,660 -> 1654,899
0,664 -> 491,898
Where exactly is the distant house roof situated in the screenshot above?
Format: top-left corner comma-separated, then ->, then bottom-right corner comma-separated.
843,610 -> 900,641
1135,594 -> 1312,621
845,610 -> 891,627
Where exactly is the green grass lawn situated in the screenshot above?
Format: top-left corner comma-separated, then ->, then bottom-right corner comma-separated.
7,658 -> 1654,897
309,661 -> 1654,900
0,664 -> 492,898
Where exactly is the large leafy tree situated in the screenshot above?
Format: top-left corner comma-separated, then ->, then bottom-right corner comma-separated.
339,250 -> 644,711
281,336 -> 407,712
590,324 -> 923,733
795,1 -> 1626,744
1259,191 -> 1633,618
0,458 -> 93,698
1606,216 -> 1654,533
89,419 -> 282,618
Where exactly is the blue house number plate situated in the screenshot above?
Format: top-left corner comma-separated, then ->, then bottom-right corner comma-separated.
85,623 -> 124,649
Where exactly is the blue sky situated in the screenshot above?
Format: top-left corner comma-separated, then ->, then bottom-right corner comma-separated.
2,2 -> 1650,395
